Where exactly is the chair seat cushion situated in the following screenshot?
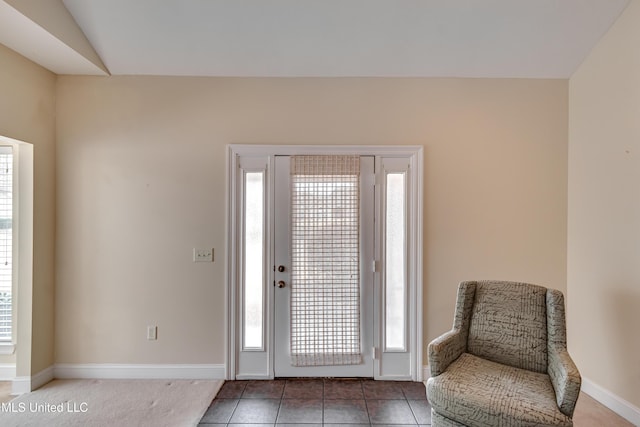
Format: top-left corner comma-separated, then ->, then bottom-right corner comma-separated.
427,353 -> 572,427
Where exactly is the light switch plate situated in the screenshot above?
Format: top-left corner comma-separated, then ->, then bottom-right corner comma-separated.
193,248 -> 213,262
147,326 -> 157,340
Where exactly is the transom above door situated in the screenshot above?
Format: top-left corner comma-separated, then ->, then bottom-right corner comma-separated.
227,145 -> 423,381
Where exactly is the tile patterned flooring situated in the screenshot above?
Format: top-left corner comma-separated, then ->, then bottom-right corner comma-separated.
198,379 -> 431,426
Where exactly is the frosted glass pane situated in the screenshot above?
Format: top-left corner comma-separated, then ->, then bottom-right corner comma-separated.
385,173 -> 406,350
244,172 -> 264,349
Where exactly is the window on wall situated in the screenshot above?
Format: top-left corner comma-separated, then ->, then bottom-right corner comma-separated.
243,171 -> 265,349
385,171 -> 407,351
0,147 -> 13,342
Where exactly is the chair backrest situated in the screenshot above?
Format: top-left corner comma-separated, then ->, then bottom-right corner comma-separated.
467,280 -> 548,373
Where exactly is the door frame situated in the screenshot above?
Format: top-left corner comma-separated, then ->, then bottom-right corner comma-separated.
226,144 -> 423,381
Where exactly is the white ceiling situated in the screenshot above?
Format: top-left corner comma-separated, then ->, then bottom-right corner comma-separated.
1,0 -> 631,78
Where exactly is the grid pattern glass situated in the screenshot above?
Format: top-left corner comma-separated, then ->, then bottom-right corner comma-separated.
0,149 -> 12,341
290,155 -> 362,366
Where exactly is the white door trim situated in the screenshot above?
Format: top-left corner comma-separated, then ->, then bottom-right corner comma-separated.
226,144 -> 423,381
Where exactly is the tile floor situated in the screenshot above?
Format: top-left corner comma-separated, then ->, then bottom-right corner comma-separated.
198,379 -> 431,426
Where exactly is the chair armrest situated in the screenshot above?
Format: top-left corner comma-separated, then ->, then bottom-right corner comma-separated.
428,329 -> 466,377
548,347 -> 581,417
546,288 -> 581,417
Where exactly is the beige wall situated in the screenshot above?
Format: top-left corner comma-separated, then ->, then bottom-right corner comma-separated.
55,76 -> 568,365
0,44 -> 56,375
568,0 -> 640,408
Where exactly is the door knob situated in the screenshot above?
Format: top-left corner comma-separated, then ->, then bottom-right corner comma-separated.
277,265 -> 286,272
277,281 -> 286,288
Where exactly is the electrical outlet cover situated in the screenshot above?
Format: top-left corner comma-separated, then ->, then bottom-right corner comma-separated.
193,248 -> 213,262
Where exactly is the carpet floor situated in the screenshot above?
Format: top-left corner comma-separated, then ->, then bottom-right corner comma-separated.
0,378 -> 223,427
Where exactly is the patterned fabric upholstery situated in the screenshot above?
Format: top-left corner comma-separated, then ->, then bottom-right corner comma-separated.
428,353 -> 572,427
546,289 -> 581,417
427,281 -> 581,427
429,281 -> 475,377
468,281 -> 548,373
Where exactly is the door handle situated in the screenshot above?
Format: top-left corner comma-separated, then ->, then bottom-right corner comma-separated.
277,281 -> 286,288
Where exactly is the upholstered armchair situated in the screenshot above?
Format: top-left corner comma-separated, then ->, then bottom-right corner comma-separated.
427,280 -> 581,427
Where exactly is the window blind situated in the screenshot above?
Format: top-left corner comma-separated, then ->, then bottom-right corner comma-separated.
290,155 -> 362,366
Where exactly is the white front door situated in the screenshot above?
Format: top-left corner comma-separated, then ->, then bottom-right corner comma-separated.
273,155 -> 375,377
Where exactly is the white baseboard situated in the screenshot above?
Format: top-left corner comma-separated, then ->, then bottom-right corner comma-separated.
10,364 -> 224,395
0,363 -> 16,380
53,363 -> 226,380
12,365 -> 54,395
33,365 -> 55,389
12,376 -> 31,395
581,377 -> 640,426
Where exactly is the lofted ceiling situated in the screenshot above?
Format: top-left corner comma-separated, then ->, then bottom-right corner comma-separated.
0,0 -> 630,78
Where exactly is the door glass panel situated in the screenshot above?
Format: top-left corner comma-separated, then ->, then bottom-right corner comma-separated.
243,171 -> 264,349
290,155 -> 362,366
385,172 -> 406,351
